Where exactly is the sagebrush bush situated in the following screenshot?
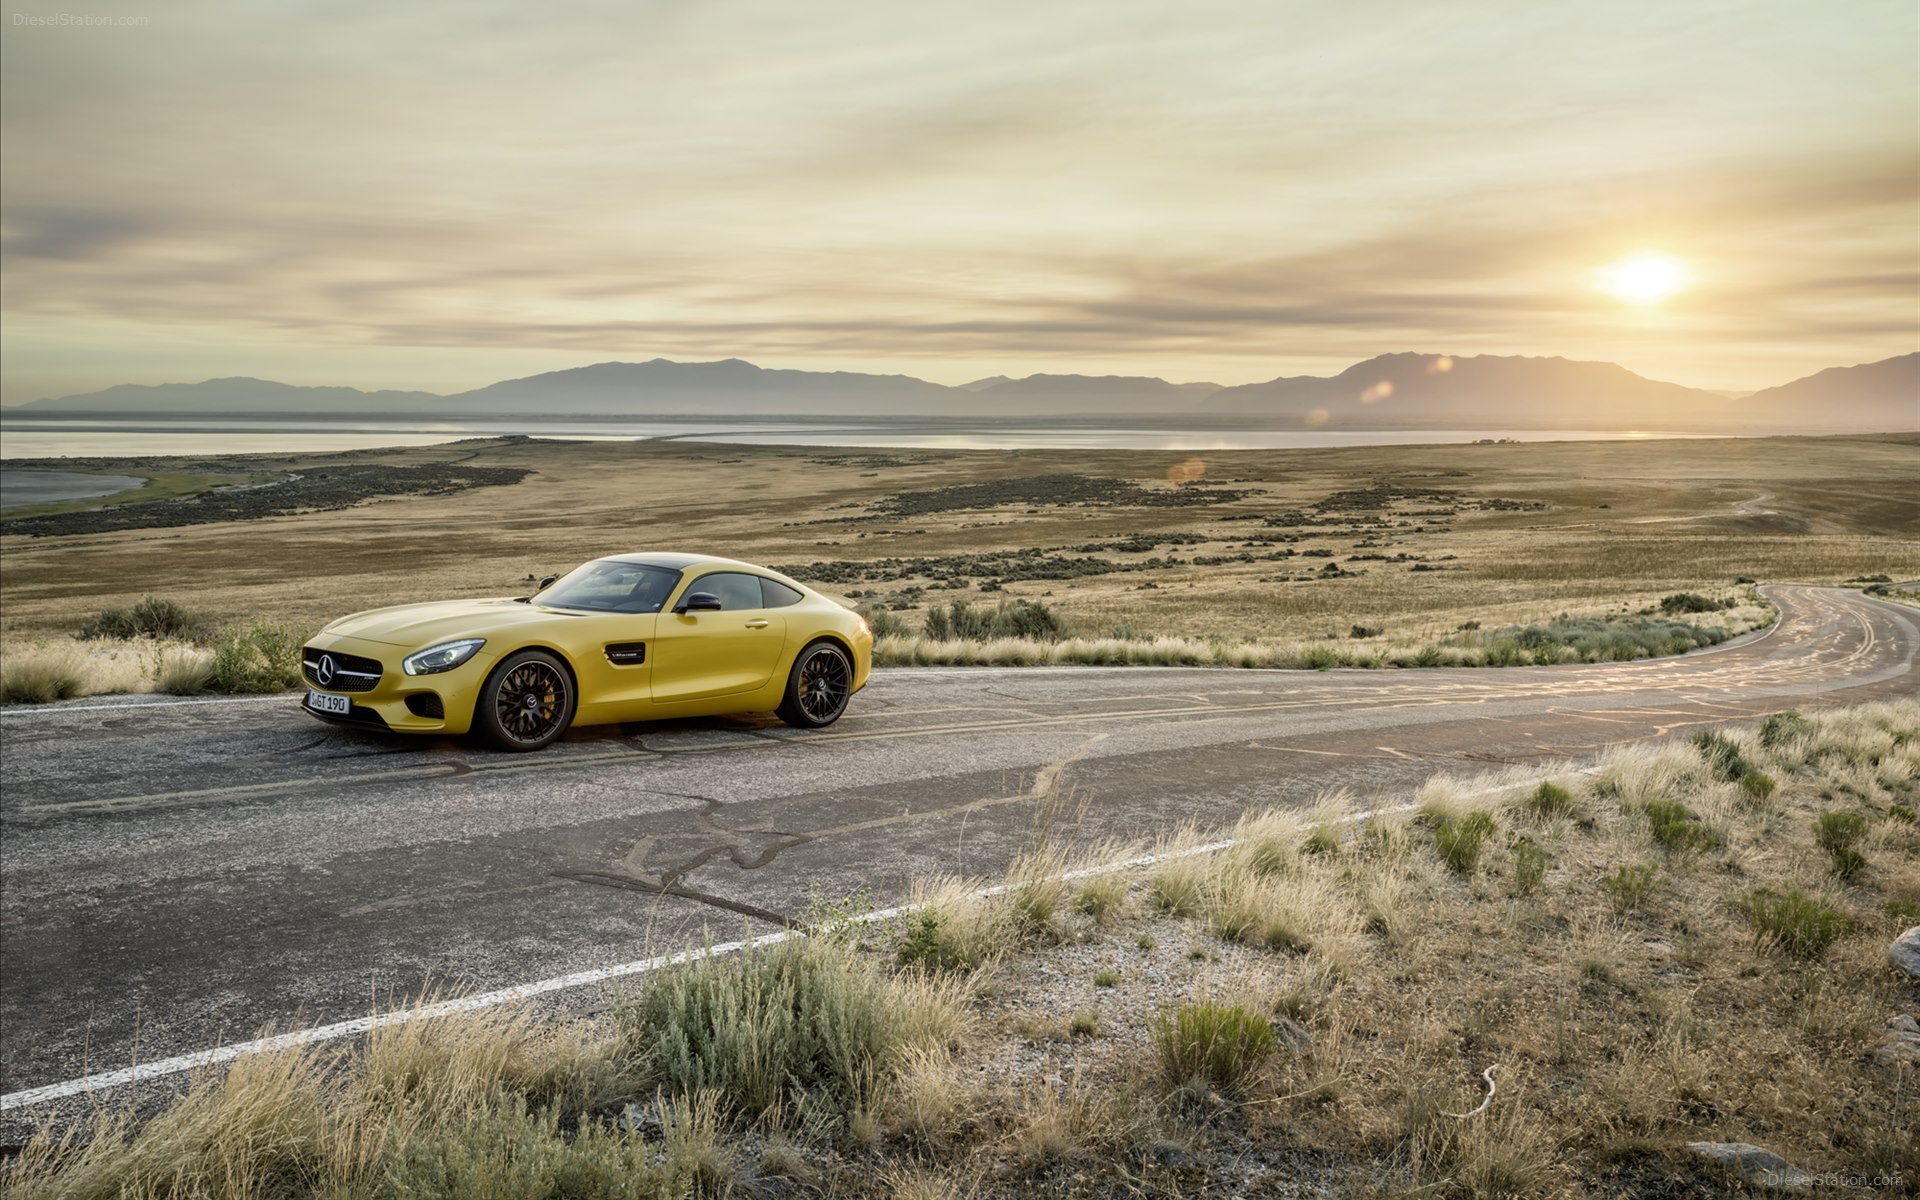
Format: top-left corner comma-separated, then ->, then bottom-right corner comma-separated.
1523,781 -> 1576,820
1509,836 -> 1548,895
1659,592 -> 1726,614
1692,730 -> 1752,781
1813,811 -> 1868,852
1642,800 -> 1721,854
78,595 -> 211,642
858,606 -> 913,638
209,620 -> 305,693
1738,887 -> 1854,958
1601,863 -> 1661,912
923,598 -> 1068,642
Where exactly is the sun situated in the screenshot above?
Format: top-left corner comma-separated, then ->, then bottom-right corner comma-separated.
1597,252 -> 1691,305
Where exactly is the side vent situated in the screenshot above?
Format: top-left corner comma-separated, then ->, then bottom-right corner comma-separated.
605,642 -> 647,666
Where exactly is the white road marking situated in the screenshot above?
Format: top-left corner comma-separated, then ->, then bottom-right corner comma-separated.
0,772 -> 1566,1112
0,694 -> 290,718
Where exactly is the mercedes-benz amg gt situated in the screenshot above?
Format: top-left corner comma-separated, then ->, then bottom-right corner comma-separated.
300,552 -> 871,750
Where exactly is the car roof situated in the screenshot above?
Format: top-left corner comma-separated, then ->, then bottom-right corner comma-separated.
599,552 -> 775,573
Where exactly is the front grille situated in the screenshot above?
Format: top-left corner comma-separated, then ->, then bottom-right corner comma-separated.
303,647 -> 384,693
405,693 -> 445,719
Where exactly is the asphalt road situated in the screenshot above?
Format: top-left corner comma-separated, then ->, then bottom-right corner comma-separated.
1,585 -> 1914,1128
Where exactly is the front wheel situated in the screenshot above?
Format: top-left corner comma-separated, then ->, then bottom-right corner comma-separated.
776,641 -> 853,729
474,649 -> 576,751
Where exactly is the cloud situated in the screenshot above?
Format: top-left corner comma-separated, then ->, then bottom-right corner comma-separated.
1,0 -> 1915,399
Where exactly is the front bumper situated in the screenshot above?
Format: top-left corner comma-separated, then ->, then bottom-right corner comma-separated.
299,633 -> 492,736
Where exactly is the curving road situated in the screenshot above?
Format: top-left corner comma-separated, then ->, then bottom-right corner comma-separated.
0,585 -> 1914,1127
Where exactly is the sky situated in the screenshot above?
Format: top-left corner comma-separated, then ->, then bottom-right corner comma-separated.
1,0 -> 1915,404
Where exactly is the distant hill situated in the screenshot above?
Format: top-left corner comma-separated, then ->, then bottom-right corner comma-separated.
13,352 -> 1913,431
1737,354 -> 1918,432
965,373 -> 1219,413
449,358 -> 955,416
1204,353 -> 1745,430
18,377 -> 442,415
1205,352 -> 1916,431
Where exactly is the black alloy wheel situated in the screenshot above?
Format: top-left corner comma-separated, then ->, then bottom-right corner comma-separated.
777,642 -> 852,728
477,649 -> 576,750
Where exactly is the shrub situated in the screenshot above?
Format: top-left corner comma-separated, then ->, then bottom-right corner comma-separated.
859,606 -> 913,638
1523,780 -> 1576,820
1153,1000 -> 1277,1093
1738,771 -> 1777,804
1093,968 -> 1119,988
1759,710 -> 1812,748
1432,811 -> 1496,874
1509,836 -> 1548,896
1659,592 -> 1724,615
923,598 -> 1068,642
78,595 -> 211,642
1829,848 -> 1868,881
1692,730 -> 1752,781
1643,800 -> 1721,853
1602,863 -> 1661,912
623,935 -> 944,1124
1737,887 -> 1854,958
1302,644 -> 1341,670
208,620 -> 306,693
1813,811 -> 1868,852
894,893 -> 1004,974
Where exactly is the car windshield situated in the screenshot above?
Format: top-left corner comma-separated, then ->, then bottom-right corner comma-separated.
538,561 -> 682,614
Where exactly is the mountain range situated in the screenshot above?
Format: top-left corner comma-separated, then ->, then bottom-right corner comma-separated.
12,352 -> 1916,433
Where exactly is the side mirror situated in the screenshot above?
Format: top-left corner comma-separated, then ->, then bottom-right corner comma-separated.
537,574 -> 559,591
674,592 -> 723,614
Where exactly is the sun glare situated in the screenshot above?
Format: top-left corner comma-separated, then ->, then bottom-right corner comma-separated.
1597,252 -> 1691,305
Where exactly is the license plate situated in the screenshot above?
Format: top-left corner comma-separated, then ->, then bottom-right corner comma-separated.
307,690 -> 351,715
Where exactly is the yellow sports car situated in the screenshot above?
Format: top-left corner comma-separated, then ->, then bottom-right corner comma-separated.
300,552 -> 872,750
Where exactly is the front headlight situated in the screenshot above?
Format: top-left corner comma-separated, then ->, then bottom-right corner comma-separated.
403,638 -> 486,676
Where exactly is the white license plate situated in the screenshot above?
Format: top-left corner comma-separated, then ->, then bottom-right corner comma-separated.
307,690 -> 351,715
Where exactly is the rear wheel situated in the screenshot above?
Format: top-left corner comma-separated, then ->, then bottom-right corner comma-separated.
475,649 -> 575,751
776,641 -> 852,729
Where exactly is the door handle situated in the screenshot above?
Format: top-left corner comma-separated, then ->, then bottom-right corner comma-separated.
744,619 -> 771,629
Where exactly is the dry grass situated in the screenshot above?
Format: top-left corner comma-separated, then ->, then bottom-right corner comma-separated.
12,700 -> 1918,1198
0,637 -> 156,703
2,435 -> 1912,654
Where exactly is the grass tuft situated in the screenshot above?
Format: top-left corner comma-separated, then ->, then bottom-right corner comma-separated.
1153,1000 -> 1277,1094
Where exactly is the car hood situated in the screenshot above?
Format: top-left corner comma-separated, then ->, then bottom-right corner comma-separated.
319,598 -> 574,648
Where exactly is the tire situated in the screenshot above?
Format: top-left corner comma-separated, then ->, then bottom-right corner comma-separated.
475,649 -> 576,751
776,640 -> 853,729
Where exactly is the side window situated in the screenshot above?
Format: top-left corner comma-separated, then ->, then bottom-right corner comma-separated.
760,578 -> 805,608
693,572 -> 765,611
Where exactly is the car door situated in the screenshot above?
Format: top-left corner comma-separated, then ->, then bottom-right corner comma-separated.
650,571 -> 788,703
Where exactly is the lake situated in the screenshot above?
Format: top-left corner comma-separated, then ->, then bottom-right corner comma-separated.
0,415 -> 1718,460
0,469 -> 147,510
